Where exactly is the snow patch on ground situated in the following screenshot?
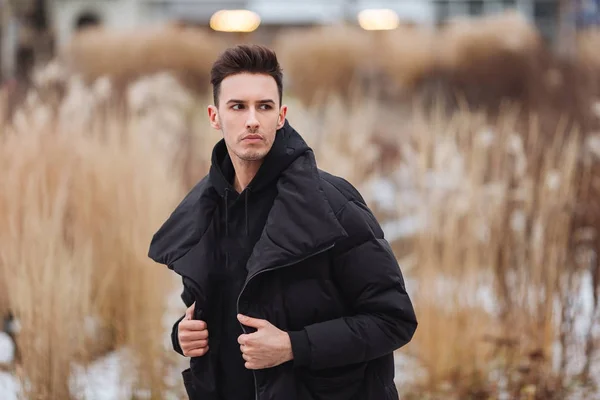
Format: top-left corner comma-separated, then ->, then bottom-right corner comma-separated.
382,215 -> 426,242
0,332 -> 18,399
366,177 -> 398,213
70,349 -> 137,400
394,352 -> 426,389
0,371 -> 19,400
0,332 -> 15,365
368,176 -> 426,242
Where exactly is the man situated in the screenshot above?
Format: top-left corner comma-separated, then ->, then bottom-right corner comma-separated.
148,44 -> 417,400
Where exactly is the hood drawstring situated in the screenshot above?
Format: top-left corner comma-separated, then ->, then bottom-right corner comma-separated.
224,188 -> 229,237
223,187 -> 250,237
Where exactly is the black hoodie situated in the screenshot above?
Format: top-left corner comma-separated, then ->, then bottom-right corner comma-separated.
180,121 -> 310,400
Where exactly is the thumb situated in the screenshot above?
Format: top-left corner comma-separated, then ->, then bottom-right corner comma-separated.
237,314 -> 267,329
184,302 -> 195,320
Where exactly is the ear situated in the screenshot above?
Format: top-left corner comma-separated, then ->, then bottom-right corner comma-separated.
277,105 -> 288,129
207,105 -> 221,130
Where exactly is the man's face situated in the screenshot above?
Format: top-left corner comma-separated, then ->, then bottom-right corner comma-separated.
208,73 -> 287,163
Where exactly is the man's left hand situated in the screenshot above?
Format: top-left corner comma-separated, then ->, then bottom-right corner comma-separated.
237,314 -> 294,370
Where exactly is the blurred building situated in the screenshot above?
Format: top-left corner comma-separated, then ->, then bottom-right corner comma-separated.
576,0 -> 600,27
1,0 -> 598,81
46,0 -> 593,49
48,0 -> 438,49
437,1 -> 559,40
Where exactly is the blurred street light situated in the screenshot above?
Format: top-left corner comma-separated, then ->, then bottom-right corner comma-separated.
210,9 -> 261,33
357,8 -> 399,31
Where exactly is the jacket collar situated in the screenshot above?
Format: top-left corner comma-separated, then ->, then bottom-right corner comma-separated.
170,150 -> 347,290
245,149 -> 347,277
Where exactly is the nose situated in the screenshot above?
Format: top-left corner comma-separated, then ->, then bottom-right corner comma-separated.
246,109 -> 259,131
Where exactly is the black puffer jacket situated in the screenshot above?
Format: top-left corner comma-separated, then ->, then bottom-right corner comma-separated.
148,121 -> 418,400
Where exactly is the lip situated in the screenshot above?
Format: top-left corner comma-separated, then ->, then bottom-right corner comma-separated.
242,134 -> 263,141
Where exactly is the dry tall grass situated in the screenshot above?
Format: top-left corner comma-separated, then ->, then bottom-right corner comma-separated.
433,12 -> 544,110
1,22 -> 599,398
437,11 -> 541,71
0,73 -> 197,398
577,29 -> 600,71
273,25 -> 372,104
274,13 -> 600,138
392,102 -> 594,399
61,24 -> 227,93
274,12 -> 542,103
373,26 -> 438,95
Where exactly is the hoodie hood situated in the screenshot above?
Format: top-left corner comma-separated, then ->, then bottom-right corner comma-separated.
208,119 -> 310,198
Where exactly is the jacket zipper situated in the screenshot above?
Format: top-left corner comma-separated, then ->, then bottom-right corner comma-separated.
236,243 -> 336,400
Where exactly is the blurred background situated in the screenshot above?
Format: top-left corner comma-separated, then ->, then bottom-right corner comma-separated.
0,0 -> 600,399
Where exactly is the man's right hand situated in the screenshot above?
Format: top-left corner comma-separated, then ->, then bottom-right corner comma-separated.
178,302 -> 209,357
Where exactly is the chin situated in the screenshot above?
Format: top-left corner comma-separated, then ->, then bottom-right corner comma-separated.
235,144 -> 270,160
237,150 -> 268,162
242,153 -> 268,162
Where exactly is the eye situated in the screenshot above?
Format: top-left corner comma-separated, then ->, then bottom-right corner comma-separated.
258,104 -> 272,110
231,104 -> 244,110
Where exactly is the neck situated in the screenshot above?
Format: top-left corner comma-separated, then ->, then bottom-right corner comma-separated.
230,155 -> 263,193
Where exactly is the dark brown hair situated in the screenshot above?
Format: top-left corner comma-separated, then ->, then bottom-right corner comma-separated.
210,44 -> 283,106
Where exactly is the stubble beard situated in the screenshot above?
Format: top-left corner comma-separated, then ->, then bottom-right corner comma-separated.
237,152 -> 264,162
234,146 -> 269,162
234,128 -> 273,162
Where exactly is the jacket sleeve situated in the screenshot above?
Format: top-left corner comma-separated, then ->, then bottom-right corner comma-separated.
171,314 -> 186,356
288,201 -> 417,370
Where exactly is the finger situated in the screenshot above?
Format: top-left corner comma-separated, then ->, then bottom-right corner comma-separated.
237,314 -> 268,329
179,320 -> 207,332
237,334 -> 248,345
184,302 -> 195,320
242,353 -> 250,361
186,346 -> 209,357
181,339 -> 208,350
245,361 -> 260,370
179,328 -> 209,341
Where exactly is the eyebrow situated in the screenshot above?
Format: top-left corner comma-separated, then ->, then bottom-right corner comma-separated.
226,99 -> 276,105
